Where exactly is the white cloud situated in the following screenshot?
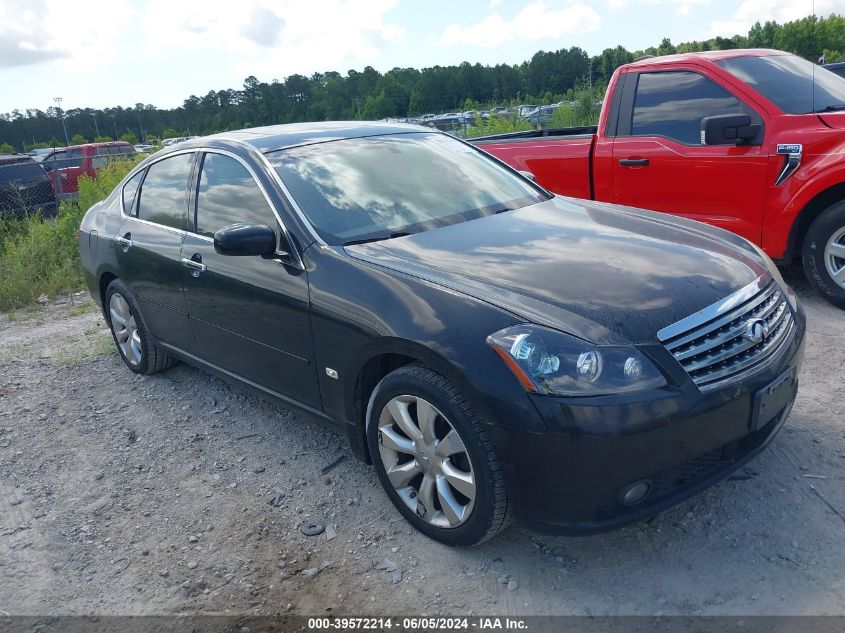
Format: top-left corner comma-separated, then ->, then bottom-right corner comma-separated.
711,0 -> 840,36
436,2 -> 602,48
603,0 -> 709,14
142,0 -> 405,79
489,0 -> 503,6
0,0 -> 134,70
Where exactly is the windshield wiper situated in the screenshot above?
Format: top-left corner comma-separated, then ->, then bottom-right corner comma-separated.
817,104 -> 845,112
342,231 -> 413,246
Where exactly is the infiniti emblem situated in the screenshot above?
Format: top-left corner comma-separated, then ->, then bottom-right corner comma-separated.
744,318 -> 770,344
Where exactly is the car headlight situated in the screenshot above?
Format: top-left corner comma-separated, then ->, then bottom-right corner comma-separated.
487,325 -> 666,396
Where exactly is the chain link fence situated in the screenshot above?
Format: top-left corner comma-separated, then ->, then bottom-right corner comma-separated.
0,143 -> 137,220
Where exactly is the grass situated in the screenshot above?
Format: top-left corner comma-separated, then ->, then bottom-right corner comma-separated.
0,157 -> 143,312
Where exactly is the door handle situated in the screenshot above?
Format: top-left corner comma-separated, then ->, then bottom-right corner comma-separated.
115,233 -> 133,252
619,158 -> 650,167
181,256 -> 207,277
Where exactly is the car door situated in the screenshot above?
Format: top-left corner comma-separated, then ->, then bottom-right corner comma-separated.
180,150 -> 321,410
611,69 -> 769,245
114,151 -> 196,351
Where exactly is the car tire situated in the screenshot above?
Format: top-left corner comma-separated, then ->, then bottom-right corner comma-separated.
105,279 -> 176,375
803,201 -> 845,309
366,365 -> 510,546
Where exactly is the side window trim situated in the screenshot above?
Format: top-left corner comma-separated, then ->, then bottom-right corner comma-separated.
621,68 -> 764,146
121,167 -> 147,217
192,149 -> 304,270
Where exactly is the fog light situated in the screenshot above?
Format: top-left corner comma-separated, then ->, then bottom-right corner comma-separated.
620,480 -> 651,506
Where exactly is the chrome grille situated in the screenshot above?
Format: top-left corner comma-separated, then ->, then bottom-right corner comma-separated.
657,278 -> 795,391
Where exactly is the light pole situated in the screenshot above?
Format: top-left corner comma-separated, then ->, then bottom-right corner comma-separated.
90,113 -> 99,138
109,113 -> 118,139
53,97 -> 69,145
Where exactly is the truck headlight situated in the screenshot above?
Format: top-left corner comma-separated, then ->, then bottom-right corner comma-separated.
487,325 -> 666,396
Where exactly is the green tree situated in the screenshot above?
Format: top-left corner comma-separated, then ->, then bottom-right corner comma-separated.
120,131 -> 139,145
70,133 -> 86,145
0,142 -> 14,154
94,135 -> 113,142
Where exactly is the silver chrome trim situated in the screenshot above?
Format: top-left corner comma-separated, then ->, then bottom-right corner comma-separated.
120,215 -> 188,238
775,143 -> 802,186
657,275 -> 769,342
658,277 -> 796,392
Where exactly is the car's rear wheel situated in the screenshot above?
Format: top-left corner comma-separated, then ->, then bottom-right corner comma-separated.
105,279 -> 176,374
366,365 -> 510,545
803,201 -> 845,309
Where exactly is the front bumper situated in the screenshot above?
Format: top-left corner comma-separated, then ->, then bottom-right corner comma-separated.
485,301 -> 806,535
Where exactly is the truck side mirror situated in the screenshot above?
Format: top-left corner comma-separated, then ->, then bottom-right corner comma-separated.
701,114 -> 761,146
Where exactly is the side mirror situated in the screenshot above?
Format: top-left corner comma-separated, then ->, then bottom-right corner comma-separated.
213,223 -> 278,257
701,114 -> 760,145
518,170 -> 536,182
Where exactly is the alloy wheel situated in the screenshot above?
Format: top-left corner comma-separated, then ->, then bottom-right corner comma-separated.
376,395 -> 476,528
825,226 -> 845,290
109,293 -> 142,366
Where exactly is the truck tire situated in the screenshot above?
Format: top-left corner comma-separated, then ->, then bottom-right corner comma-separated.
803,201 -> 845,309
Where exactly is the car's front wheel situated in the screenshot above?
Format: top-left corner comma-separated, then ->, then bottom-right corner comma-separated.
803,200 -> 845,309
366,365 -> 510,545
105,279 -> 176,374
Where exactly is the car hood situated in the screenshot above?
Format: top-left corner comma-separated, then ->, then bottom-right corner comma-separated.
344,196 -> 769,345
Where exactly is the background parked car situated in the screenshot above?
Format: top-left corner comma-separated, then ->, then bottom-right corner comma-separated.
41,141 -> 135,199
823,61 -> 845,78
0,154 -> 58,218
27,148 -> 58,162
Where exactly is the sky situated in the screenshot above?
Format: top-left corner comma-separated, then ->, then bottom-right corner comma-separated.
0,0 -> 842,114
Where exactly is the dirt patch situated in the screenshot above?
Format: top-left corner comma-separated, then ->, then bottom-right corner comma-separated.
1,269 -> 843,616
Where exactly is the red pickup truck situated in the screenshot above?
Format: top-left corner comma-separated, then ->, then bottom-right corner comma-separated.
42,141 -> 135,198
475,49 -> 845,308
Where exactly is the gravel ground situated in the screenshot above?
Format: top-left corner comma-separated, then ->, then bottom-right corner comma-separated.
1,266 -> 843,617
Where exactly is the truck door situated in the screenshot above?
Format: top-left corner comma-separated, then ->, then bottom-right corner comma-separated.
611,69 -> 769,245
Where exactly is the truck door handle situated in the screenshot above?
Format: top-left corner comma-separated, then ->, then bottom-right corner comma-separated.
181,255 -> 207,277
115,233 -> 133,252
619,158 -> 650,167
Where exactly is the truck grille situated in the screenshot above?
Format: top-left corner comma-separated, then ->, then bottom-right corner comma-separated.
657,278 -> 795,391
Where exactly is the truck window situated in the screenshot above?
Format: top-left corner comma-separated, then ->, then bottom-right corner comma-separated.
630,71 -> 756,145
716,53 -> 845,115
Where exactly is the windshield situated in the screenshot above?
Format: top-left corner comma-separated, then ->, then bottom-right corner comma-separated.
268,132 -> 548,245
715,53 -> 845,115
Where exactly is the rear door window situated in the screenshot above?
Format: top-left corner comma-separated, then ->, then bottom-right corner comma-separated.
194,153 -> 278,239
137,153 -> 194,230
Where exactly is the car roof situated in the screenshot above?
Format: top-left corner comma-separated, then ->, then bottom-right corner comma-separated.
52,140 -> 132,152
626,48 -> 789,69
196,120 -> 432,155
0,154 -> 36,165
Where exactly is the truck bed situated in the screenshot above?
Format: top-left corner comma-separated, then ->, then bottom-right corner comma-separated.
471,126 -> 597,199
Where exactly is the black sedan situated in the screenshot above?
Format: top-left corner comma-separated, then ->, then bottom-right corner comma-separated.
79,122 -> 805,545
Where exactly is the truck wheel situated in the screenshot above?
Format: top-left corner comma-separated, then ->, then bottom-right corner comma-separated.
366,365 -> 511,546
105,279 -> 177,374
803,201 -> 845,309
